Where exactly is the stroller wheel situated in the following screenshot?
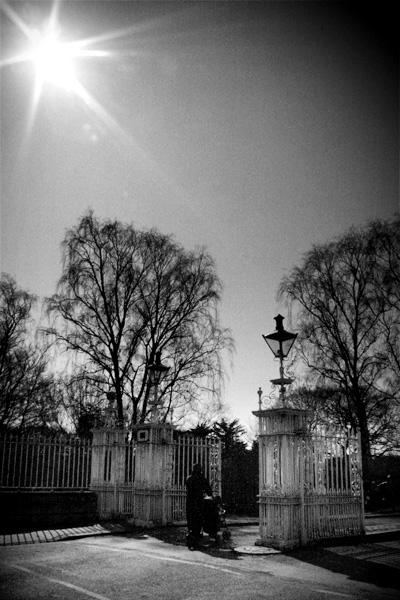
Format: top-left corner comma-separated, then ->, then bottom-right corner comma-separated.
186,533 -> 198,549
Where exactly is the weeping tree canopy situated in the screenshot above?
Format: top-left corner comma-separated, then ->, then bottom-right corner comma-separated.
0,274 -> 56,432
46,212 -> 233,427
279,215 -> 400,484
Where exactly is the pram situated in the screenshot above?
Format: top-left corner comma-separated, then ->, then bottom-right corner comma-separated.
202,495 -> 231,542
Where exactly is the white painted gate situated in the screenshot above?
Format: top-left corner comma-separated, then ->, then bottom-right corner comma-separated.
169,431 -> 221,524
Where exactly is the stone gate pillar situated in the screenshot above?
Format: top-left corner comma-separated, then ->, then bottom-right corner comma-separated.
90,391 -> 128,519
253,407 -> 313,550
90,427 -> 128,518
131,422 -> 175,527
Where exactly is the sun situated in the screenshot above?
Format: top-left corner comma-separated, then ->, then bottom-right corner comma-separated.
30,29 -> 79,94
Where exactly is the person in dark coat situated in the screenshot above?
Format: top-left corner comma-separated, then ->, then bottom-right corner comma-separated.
185,463 -> 212,548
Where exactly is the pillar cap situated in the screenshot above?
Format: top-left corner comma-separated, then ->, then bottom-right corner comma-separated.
252,408 -> 314,417
132,422 -> 175,430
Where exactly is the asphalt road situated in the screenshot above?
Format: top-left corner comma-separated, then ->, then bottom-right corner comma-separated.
0,532 -> 398,600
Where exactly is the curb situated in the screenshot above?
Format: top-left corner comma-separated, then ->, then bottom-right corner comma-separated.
1,523 -> 129,546
364,529 -> 400,543
2,517 -> 400,547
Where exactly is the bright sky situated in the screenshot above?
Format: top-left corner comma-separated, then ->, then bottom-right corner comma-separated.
1,1 -> 398,437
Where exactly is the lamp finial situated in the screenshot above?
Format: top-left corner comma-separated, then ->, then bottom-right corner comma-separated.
274,314 -> 284,331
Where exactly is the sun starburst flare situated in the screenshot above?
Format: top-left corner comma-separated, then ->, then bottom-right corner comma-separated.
1,2 -> 136,139
1,0 -> 183,195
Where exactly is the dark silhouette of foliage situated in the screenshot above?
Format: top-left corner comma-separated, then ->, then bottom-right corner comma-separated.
213,419 -> 258,515
213,418 -> 247,452
186,422 -> 214,438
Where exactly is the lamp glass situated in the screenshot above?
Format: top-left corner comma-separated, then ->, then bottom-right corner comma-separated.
148,353 -> 170,386
262,330 -> 297,358
262,334 -> 281,357
281,335 -> 297,357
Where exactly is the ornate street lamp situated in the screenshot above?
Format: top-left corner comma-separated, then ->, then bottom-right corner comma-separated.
147,351 -> 170,422
262,314 -> 297,406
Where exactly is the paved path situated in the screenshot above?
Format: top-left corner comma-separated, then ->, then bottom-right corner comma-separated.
3,533 -> 396,600
1,515 -> 400,590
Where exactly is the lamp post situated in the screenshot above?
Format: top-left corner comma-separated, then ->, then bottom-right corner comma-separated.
262,314 -> 297,406
105,390 -> 117,427
147,351 -> 170,423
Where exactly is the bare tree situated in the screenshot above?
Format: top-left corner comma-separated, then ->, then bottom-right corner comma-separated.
278,223 -> 398,488
288,385 -> 400,455
0,274 -> 56,431
46,212 -> 233,426
368,214 -> 400,402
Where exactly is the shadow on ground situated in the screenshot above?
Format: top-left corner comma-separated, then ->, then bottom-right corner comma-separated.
126,524 -> 400,586
126,525 -> 240,560
286,544 -> 400,591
